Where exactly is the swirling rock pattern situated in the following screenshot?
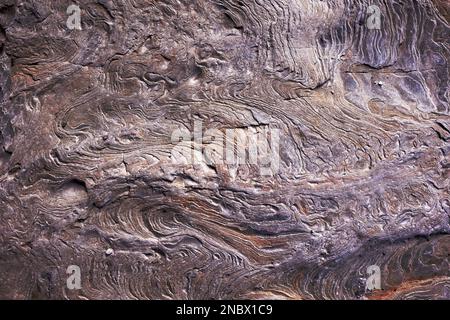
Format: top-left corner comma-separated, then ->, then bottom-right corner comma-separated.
0,0 -> 449,300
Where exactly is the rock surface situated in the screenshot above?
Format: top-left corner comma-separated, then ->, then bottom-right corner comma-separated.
0,0 -> 449,299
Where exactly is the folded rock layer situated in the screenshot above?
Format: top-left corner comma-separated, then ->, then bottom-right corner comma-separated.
0,0 -> 449,299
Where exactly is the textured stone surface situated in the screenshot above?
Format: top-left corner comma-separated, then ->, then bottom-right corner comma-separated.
0,0 -> 449,299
